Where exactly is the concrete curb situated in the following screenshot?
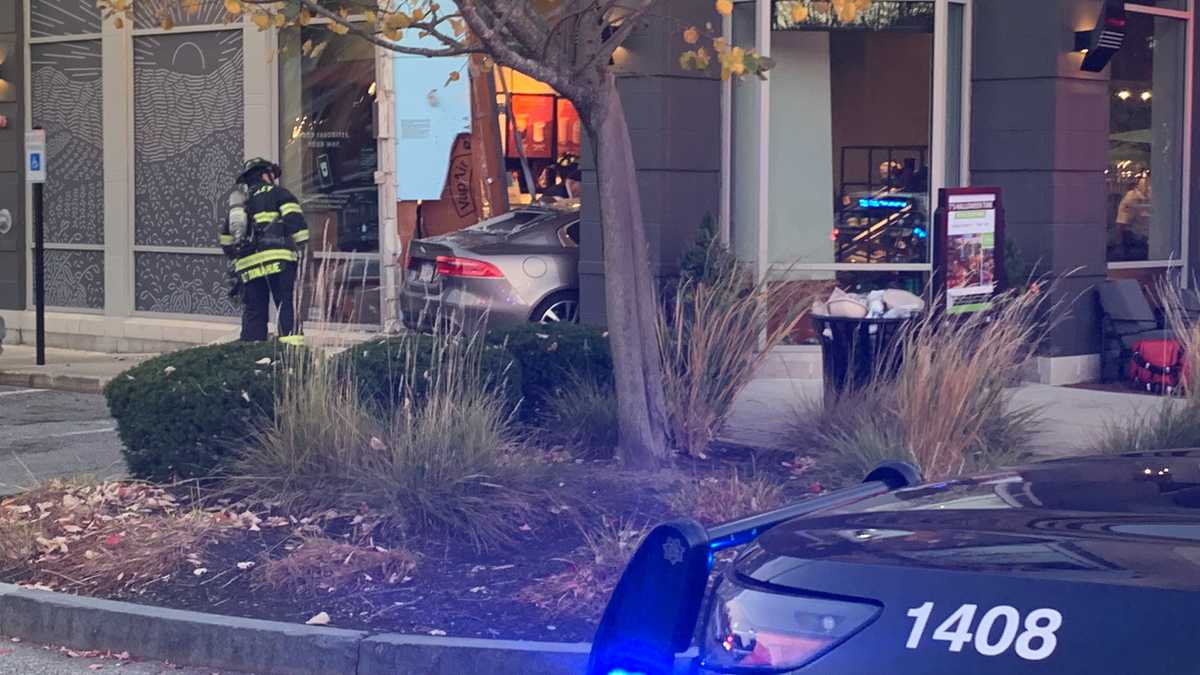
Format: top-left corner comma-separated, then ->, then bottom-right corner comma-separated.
0,371 -> 108,395
0,583 -> 647,674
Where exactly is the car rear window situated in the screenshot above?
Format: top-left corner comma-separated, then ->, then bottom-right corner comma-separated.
467,210 -> 550,235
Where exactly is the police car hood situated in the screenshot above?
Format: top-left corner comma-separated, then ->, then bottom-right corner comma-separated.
738,451 -> 1200,593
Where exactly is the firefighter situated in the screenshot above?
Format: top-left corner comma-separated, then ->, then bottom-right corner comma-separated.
219,158 -> 309,345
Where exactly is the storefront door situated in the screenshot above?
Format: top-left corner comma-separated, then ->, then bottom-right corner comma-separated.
722,0 -> 971,343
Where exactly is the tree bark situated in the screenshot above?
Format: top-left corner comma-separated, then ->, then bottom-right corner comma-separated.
585,73 -> 670,468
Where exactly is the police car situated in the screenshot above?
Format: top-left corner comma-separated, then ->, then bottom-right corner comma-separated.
587,453 -> 1200,674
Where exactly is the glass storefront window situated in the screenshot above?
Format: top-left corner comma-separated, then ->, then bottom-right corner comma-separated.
279,27 -> 379,254
279,27 -> 381,325
1106,11 -> 1186,264
755,1 -> 935,269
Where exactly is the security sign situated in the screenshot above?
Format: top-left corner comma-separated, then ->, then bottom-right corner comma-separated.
26,129 -> 46,183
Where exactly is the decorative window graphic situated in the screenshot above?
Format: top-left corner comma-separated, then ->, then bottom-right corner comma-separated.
45,250 -> 104,310
31,42 -> 104,246
134,0 -> 238,29
133,31 -> 244,248
31,0 -> 101,38
135,252 -> 238,316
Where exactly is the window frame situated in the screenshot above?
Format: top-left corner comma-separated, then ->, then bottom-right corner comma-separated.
1105,2 -> 1194,277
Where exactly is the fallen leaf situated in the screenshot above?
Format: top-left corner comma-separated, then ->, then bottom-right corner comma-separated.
236,561 -> 255,571
369,437 -> 388,451
491,564 -> 515,571
429,629 -> 447,636
163,366 -> 176,375
241,391 -> 251,403
518,523 -> 532,532
192,568 -> 209,576
256,357 -> 272,365
305,611 -> 331,625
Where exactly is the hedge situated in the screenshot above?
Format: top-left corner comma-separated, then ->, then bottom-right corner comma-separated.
107,324 -> 614,481
484,322 -> 612,419
343,334 -> 524,413
104,341 -> 283,481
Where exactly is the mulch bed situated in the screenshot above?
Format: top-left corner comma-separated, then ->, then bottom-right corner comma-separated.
0,448 -> 843,644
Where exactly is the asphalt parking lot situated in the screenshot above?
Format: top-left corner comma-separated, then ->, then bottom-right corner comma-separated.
0,386 -> 124,496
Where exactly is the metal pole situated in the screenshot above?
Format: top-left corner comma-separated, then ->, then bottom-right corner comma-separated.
33,180 -> 44,366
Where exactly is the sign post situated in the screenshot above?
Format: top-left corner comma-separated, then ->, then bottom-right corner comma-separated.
26,128 -> 46,366
934,187 -> 1005,316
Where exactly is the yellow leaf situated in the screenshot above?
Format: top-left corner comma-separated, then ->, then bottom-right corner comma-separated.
301,38 -> 314,55
678,51 -> 695,70
298,9 -> 312,25
383,28 -> 402,40
790,3 -> 809,22
412,7 -> 425,21
112,0 -> 128,11
252,12 -> 270,30
310,40 -> 330,60
329,21 -> 350,34
683,26 -> 699,45
695,46 -> 711,69
113,16 -> 124,29
715,0 -> 733,16
451,18 -> 466,36
364,10 -> 377,23
160,16 -> 174,30
273,12 -> 286,28
182,0 -> 201,14
224,0 -> 242,15
445,71 -> 460,86
384,12 -> 412,30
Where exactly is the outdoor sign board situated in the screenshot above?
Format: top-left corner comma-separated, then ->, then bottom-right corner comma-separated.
935,187 -> 1005,315
26,129 -> 46,183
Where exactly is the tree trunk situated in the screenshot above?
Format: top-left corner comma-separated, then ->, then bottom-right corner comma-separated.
584,73 -> 671,468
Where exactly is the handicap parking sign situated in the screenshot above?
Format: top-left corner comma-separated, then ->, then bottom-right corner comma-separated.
26,129 -> 46,183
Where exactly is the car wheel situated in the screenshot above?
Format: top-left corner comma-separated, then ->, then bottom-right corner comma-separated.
533,291 -> 580,324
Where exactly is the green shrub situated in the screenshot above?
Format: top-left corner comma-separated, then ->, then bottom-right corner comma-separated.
541,373 -> 619,457
105,341 -> 283,481
484,322 -> 612,419
346,334 -> 523,416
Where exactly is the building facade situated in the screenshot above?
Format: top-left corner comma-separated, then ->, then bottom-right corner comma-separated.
1,0 -> 1198,384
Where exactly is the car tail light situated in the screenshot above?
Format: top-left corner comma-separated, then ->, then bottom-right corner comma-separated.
434,255 -> 504,278
701,581 -> 879,671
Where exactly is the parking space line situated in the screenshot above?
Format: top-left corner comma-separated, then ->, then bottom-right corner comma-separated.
0,388 -> 48,397
50,427 -> 117,438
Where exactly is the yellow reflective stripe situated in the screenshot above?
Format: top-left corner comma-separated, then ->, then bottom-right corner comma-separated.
280,202 -> 303,216
279,335 -> 305,346
292,229 -> 310,244
234,249 -> 297,272
240,262 -> 284,281
218,234 -> 235,245
253,185 -> 273,196
253,211 -> 279,223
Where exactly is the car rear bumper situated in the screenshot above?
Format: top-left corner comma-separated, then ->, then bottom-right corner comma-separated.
398,281 -> 531,333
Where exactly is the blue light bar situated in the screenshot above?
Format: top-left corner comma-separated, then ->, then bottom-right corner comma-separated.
858,198 -> 909,209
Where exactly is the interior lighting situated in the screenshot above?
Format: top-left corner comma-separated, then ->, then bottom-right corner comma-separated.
1117,90 -> 1132,100
1141,91 -> 1152,101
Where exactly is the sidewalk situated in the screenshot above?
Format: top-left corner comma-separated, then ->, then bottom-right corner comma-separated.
0,346 -> 154,394
723,378 -> 1175,459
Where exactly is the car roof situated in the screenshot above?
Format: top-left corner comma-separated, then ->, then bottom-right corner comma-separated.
741,451 -> 1200,592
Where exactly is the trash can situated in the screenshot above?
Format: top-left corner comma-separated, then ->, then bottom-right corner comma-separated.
812,314 -> 913,402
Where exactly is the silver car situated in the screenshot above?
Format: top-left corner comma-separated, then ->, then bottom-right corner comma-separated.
400,205 -> 581,331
